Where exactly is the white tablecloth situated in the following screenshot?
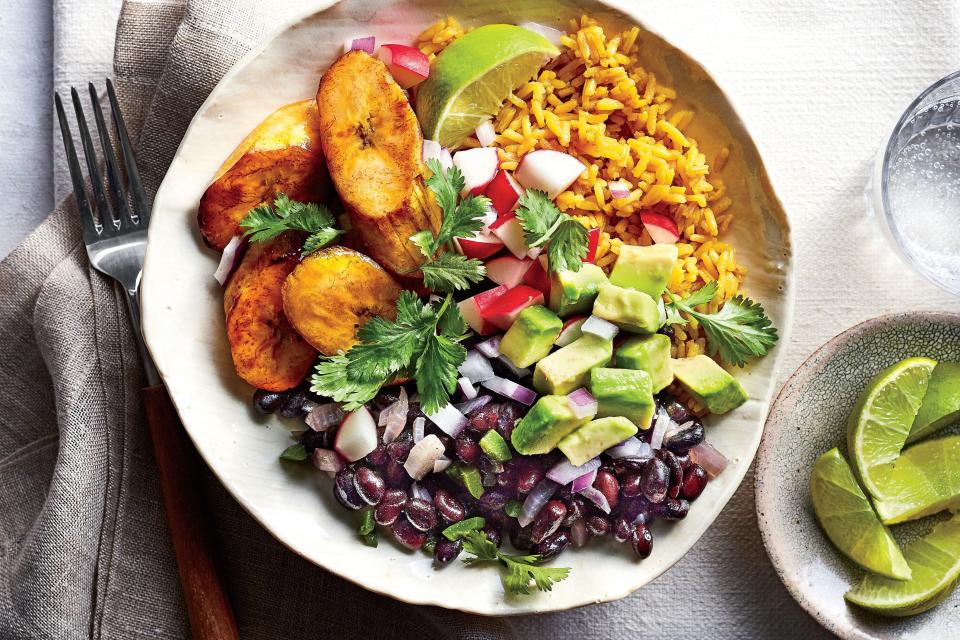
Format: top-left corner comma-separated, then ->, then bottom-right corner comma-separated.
3,1 -> 959,637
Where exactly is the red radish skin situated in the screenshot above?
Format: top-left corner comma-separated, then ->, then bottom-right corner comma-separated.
377,44 -> 429,88
554,316 -> 587,346
489,211 -> 516,230
584,228 -> 600,263
455,233 -> 503,259
515,150 -> 586,199
486,255 -> 533,288
640,212 -> 680,244
458,285 -> 508,335
452,147 -> 499,195
334,407 -> 378,462
481,285 -> 545,330
522,254 -> 551,296
484,170 -> 523,214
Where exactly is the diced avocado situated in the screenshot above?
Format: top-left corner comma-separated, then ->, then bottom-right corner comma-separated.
479,430 -> 513,461
446,463 -> 485,498
558,416 -> 639,466
909,361 -> 960,443
592,283 -> 659,334
499,305 -> 562,368
609,244 -> 678,298
533,334 -> 613,395
671,355 -> 748,414
548,264 -> 608,317
589,367 -> 655,428
512,394 -> 592,454
615,334 -> 673,392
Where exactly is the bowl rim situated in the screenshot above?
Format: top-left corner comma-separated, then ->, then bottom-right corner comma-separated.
755,310 -> 960,639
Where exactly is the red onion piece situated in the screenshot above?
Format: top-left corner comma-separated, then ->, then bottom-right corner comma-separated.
496,355 -> 531,378
570,519 -> 589,547
605,436 -> 653,461
578,486 -> 611,514
410,481 -> 432,503
412,416 -> 426,443
454,394 -> 492,415
571,468 -> 598,493
350,36 -> 376,53
546,456 -> 600,485
475,335 -> 502,358
459,350 -> 496,384
404,434 -> 445,480
581,315 -> 619,341
311,448 -> 344,474
608,180 -> 632,199
517,21 -> 564,47
481,376 -> 537,406
457,376 -> 478,400
518,478 -> 558,527
433,456 -> 452,473
690,442 -> 728,479
475,121 -> 496,147
650,409 -> 673,450
305,403 -> 345,432
425,403 -> 468,437
213,235 -> 245,286
566,387 -> 598,420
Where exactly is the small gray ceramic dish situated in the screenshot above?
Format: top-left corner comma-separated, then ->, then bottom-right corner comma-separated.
756,312 -> 960,640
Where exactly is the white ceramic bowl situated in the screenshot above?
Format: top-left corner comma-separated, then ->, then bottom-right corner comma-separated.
141,0 -> 793,614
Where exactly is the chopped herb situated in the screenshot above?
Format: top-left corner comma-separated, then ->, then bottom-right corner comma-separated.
278,443 -> 308,461
461,531 -> 571,596
665,281 -> 778,367
358,509 -> 378,547
441,517 -> 487,541
239,193 -> 344,257
514,189 -> 588,275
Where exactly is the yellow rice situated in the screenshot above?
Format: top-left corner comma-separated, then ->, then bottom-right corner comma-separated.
418,17 -> 746,408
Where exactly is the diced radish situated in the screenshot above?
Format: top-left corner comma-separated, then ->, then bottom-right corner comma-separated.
581,315 -> 619,340
475,121 -> 496,147
480,285 -> 544,330
452,147 -> 499,195
486,255 -> 533,288
640,212 -> 680,244
517,21 -> 564,47
480,204 -> 499,227
491,216 -> 530,259
438,148 -> 453,171
334,407 -> 378,462
555,316 -> 587,346
455,232 -> 503,259
344,36 -> 376,54
377,44 -> 429,88
476,335 -> 502,358
457,285 -> 508,335
423,138 -> 443,166
608,180 -> 631,199
404,434 -> 445,480
489,211 -> 515,230
514,149 -> 586,199
584,228 -> 600,263
484,170 -> 523,215
522,254 -> 551,296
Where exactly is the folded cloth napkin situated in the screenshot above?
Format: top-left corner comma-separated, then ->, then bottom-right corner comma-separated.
0,1 -> 516,637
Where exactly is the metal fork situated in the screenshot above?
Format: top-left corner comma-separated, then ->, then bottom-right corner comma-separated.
56,81 -> 239,640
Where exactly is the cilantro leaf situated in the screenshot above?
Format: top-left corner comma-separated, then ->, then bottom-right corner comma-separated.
425,158 -> 464,219
461,531 -> 501,564
416,333 -> 466,415
420,253 -> 486,293
302,228 -> 344,256
240,193 -> 343,255
665,282 -> 778,367
515,189 -> 587,275
310,355 -> 385,410
460,531 -> 571,596
434,193 -> 490,251
347,315 -> 427,382
278,443 -> 308,461
410,230 -> 437,259
515,189 -> 562,246
547,218 -> 589,273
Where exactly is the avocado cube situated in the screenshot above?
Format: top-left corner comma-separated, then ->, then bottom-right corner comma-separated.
671,355 -> 747,414
548,264 -> 608,317
558,416 -> 639,466
589,367 -> 655,428
533,334 -> 613,395
615,334 -> 673,392
592,284 -> 659,334
499,305 -> 563,368
512,395 -> 591,455
609,244 -> 678,298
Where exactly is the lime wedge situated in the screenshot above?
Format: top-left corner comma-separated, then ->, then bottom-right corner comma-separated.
909,361 -> 960,444
415,24 -> 559,148
847,357 -> 936,499
871,435 -> 960,524
810,448 -> 911,580
845,514 -> 960,616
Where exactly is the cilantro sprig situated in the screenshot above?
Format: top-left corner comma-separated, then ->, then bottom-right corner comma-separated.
514,189 -> 588,275
460,530 -> 571,596
240,193 -> 343,257
665,281 -> 778,367
310,291 -> 469,415
411,160 -> 490,293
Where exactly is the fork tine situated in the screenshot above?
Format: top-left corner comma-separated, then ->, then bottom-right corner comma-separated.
55,92 -> 101,244
106,79 -> 149,225
70,86 -> 117,234
88,83 -> 135,226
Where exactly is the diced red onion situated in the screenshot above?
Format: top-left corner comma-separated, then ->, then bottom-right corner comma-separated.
410,481 -> 432,503
433,456 -> 452,473
605,436 -> 653,461
459,350 -> 496,384
578,486 -> 611,514
690,442 -> 729,479
457,376 -> 478,400
650,409 -> 673,450
423,138 -> 443,165
305,402 -> 345,432
608,180 -> 632,199
349,36 -> 376,53
311,448 -> 344,474
546,456 -> 600,485
518,21 -> 564,47
454,394 -> 492,415
581,315 -> 619,341
481,376 -> 537,406
213,235 -> 245,286
571,468 -> 598,493
404,434 -> 445,480
412,416 -> 426,443
378,388 -> 408,444
475,121 -> 497,147
476,335 -> 502,358
497,355 -> 531,378
518,478 -> 558,527
570,519 -> 589,547
426,403 -> 468,437
566,388 -> 598,420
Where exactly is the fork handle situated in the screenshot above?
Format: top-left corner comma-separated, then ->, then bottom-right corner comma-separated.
143,385 -> 240,640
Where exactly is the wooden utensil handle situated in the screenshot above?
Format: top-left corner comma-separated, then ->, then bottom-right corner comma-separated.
143,385 -> 240,640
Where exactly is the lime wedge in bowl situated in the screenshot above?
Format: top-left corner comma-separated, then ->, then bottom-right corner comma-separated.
415,24 -> 559,149
871,435 -> 960,524
909,361 -> 960,444
847,357 -> 935,499
810,448 -> 911,580
845,514 -> 960,616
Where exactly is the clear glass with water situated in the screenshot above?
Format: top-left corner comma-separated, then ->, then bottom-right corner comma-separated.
872,70 -> 960,295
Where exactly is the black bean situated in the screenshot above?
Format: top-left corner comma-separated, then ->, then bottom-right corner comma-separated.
386,438 -> 412,463
593,469 -> 620,512
533,528 -> 570,561
433,488 -> 466,524
586,515 -> 609,536
383,459 -> 410,488
434,538 -> 463,565
354,467 -> 386,505
514,463 -> 544,496
621,473 -> 643,498
509,523 -> 534,551
663,420 -> 705,454
299,428 -> 330,452
479,489 -> 509,512
252,389 -> 285,415
659,394 -> 694,424
641,457 -> 670,504
530,500 -> 567,544
682,465 -> 708,500
278,389 -> 310,419
374,488 -> 407,525
404,498 -> 438,532
631,523 -> 654,559
333,468 -> 365,510
483,522 -> 503,548
495,403 -> 522,441
657,498 -> 690,520
468,403 -> 499,433
657,449 -> 684,499
562,496 -> 586,526
455,434 -> 480,464
613,515 -> 635,543
391,516 -> 427,550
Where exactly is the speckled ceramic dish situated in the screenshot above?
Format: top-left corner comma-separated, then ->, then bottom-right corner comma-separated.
757,312 -> 960,640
